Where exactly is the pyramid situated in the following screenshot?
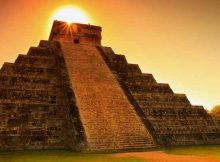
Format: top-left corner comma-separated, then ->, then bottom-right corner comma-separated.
0,20 -> 219,151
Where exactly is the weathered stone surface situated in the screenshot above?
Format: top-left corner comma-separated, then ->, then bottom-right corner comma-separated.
99,46 -> 220,146
0,20 -> 219,151
60,42 -> 154,151
0,40 -> 85,150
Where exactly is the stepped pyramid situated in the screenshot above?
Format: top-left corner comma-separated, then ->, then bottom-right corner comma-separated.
0,20 -> 219,151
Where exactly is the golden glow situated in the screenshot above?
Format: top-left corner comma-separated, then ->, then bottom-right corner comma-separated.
1,1 -> 220,110
51,6 -> 90,25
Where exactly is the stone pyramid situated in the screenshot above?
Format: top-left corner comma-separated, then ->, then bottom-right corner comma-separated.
0,21 -> 219,151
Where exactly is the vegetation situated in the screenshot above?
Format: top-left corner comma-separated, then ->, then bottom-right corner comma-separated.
1,145 -> 220,162
0,150 -> 143,162
210,105 -> 220,119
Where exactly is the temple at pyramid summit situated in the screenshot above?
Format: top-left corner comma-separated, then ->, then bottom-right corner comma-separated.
0,20 -> 219,151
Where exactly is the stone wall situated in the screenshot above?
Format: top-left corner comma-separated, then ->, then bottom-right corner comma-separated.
0,41 -> 85,150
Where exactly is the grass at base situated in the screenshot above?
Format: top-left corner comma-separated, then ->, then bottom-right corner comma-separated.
0,150 -> 144,162
164,145 -> 220,160
0,145 -> 220,162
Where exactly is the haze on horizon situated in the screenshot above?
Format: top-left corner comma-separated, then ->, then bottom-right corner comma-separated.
0,0 -> 220,110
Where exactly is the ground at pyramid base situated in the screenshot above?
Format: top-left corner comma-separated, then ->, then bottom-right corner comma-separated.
0,20 -> 219,151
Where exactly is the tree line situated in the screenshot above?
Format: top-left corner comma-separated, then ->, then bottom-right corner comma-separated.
210,105 -> 220,119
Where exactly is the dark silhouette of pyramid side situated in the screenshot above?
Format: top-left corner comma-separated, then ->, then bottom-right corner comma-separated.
0,20 -> 219,151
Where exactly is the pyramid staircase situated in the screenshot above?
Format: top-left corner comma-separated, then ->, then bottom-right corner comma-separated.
59,41 -> 156,150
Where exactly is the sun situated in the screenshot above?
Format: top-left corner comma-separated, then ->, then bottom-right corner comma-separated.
51,6 -> 90,25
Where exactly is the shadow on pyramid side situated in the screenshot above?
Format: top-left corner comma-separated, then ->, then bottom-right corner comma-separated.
0,20 -> 219,151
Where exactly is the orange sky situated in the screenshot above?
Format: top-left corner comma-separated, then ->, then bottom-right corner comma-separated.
0,0 -> 220,110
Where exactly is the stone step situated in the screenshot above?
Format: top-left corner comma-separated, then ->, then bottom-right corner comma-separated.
120,143 -> 156,147
90,143 -> 156,148
103,53 -> 128,68
27,47 -> 52,57
153,124 -> 217,130
0,89 -> 58,103
88,139 -> 153,145
137,101 -> 190,109
149,117 -> 206,121
89,143 -> 156,150
128,83 -> 173,94
38,40 -> 51,48
0,75 -> 58,87
148,115 -> 207,119
155,117 -> 217,123
133,93 -> 190,103
0,87 -> 58,92
0,64 -> 58,76
0,63 -> 13,74
155,129 -> 218,134
89,141 -> 155,147
141,107 -> 211,123
0,84 -> 58,90
15,54 -> 56,67
124,64 -> 142,75
99,48 -> 142,76
0,100 -> 60,106
109,64 -> 142,76
100,47 -> 116,57
123,73 -> 157,84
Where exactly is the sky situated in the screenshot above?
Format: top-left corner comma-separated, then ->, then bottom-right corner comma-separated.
0,0 -> 220,110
